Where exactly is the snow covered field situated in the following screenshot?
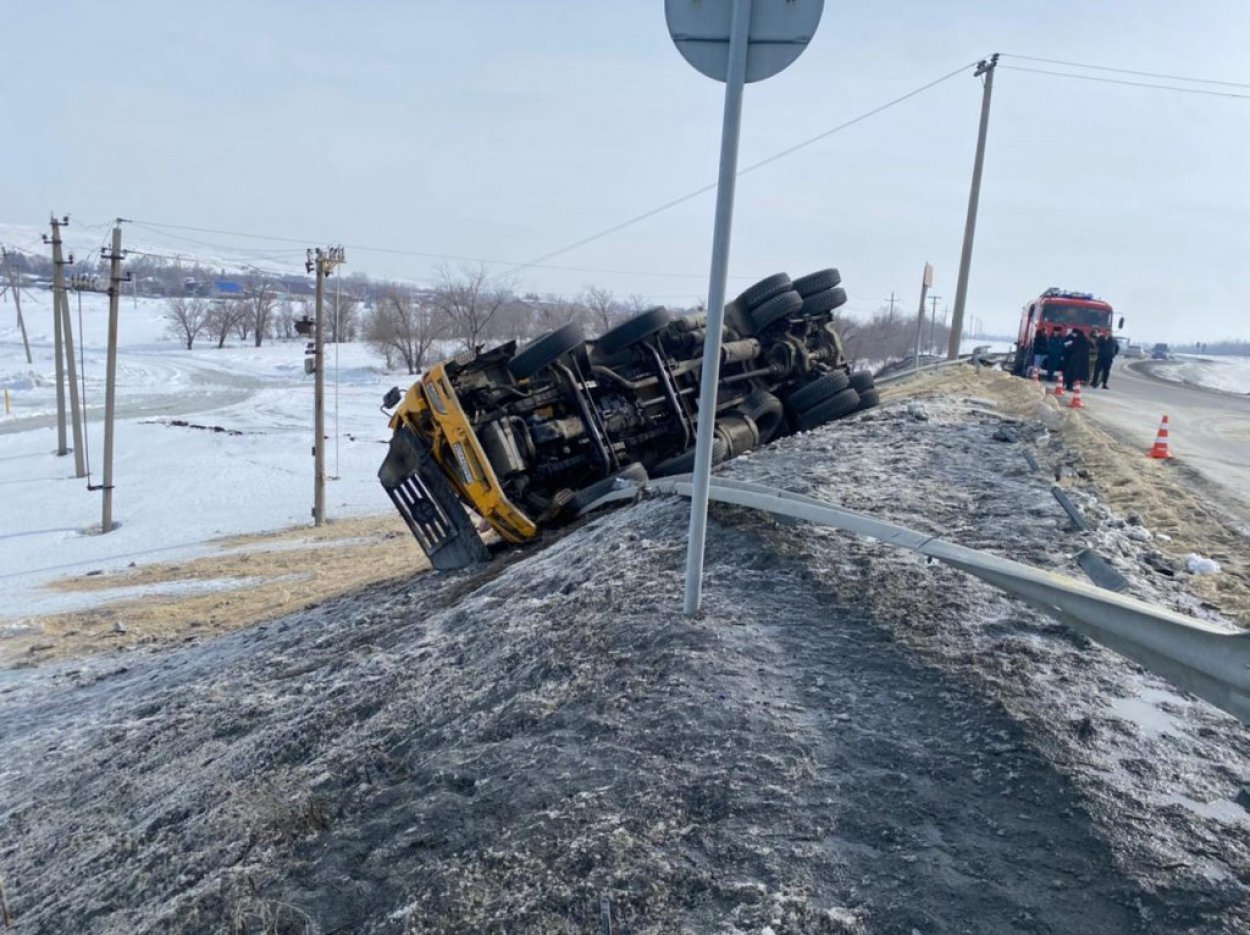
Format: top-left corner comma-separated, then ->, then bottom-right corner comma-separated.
1152,355 -> 1250,395
1,287 -> 402,620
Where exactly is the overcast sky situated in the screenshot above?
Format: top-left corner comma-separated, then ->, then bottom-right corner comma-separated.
6,1 -> 1248,342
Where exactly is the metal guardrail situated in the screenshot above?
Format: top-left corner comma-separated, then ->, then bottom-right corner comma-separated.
873,351 -> 1001,386
650,475 -> 1250,724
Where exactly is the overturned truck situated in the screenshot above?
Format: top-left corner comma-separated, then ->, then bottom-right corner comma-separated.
378,269 -> 877,570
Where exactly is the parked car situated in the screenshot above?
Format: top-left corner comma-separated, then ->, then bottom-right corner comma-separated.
1124,343 -> 1146,359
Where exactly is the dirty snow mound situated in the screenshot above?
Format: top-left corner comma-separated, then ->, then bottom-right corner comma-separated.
2,395 -> 1249,933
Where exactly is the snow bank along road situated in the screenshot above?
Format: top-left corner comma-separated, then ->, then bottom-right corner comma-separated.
3,375 -> 1250,934
1084,359 -> 1250,519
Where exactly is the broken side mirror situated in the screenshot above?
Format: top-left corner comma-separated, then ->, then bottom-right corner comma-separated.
382,386 -> 402,409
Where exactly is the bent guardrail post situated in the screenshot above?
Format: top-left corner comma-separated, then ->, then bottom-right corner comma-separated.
649,475 -> 1250,724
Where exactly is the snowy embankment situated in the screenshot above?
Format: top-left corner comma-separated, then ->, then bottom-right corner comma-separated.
0,289 -> 406,624
1150,355 -> 1250,395
2,383 -> 1249,934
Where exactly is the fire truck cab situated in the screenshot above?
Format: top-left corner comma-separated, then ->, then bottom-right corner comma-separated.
1010,288 -> 1121,377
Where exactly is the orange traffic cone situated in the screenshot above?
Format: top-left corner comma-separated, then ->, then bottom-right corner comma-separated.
1148,415 -> 1173,459
1053,372 -> 1066,397
1068,380 -> 1085,409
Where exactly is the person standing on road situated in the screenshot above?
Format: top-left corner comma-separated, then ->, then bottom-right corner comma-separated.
1093,334 -> 1119,389
1032,329 -> 1048,375
1063,328 -> 1091,390
1046,331 -> 1065,382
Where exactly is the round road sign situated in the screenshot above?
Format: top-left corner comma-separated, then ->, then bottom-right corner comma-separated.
665,0 -> 825,84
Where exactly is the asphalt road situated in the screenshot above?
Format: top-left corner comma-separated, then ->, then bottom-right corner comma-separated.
1081,358 -> 1250,518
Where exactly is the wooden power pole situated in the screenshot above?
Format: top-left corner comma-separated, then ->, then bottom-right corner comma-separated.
49,216 -> 86,475
305,245 -> 345,527
1,248 -> 33,364
947,54 -> 998,359
101,223 -> 127,533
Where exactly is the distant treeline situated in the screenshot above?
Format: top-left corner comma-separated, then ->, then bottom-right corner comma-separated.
7,241 -> 972,372
1174,341 -> 1250,356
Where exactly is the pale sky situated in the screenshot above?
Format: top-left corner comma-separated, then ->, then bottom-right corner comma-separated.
6,1 -> 1249,343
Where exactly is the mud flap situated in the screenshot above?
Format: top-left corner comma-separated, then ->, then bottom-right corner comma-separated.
378,426 -> 491,571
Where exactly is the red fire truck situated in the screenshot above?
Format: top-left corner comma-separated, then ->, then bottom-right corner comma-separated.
1010,288 -> 1123,377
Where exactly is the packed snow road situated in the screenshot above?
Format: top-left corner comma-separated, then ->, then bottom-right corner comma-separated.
1084,359 -> 1250,519
0,348 -> 282,435
2,388 -> 1249,934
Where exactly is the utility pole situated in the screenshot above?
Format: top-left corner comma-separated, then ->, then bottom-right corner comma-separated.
305,245 -> 345,527
928,294 -> 942,351
48,216 -> 86,475
1,247 -> 32,364
947,53 -> 998,360
913,263 -> 933,369
46,218 -> 68,455
101,223 -> 128,533
886,291 -> 897,324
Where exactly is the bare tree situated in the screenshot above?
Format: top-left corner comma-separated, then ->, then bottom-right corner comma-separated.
364,290 -> 447,374
245,280 -> 279,347
624,293 -> 650,315
582,285 -> 619,334
273,299 -> 297,340
206,299 -> 246,349
432,263 -> 513,351
164,296 -> 210,350
532,294 -> 589,335
328,292 -> 360,343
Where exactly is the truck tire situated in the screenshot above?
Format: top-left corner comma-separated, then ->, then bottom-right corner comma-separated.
855,387 -> 880,411
736,273 -> 792,311
749,290 -> 803,331
848,370 -> 875,393
651,438 -> 727,478
786,371 -> 851,412
739,388 -> 785,444
792,268 -> 841,298
597,306 -> 672,355
799,286 -> 848,317
508,322 -> 584,380
795,387 -> 861,432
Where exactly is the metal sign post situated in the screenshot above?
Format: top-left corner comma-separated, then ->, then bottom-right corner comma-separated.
666,0 -> 825,616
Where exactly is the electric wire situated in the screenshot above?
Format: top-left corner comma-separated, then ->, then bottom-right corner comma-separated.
1001,53 -> 1250,90
498,61 -> 979,280
128,219 -> 729,281
1001,65 -> 1250,100
127,62 -> 977,286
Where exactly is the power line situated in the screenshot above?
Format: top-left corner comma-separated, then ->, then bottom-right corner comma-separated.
128,61 -> 977,287
1002,53 -> 1250,90
1001,65 -> 1250,100
499,60 -> 979,280
127,218 -> 735,281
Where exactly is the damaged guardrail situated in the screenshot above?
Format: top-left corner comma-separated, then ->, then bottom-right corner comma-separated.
650,475 -> 1250,724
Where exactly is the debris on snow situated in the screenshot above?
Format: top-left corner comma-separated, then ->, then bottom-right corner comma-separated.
1186,553 -> 1223,575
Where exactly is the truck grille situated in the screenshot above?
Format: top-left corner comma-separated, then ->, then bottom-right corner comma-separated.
386,472 -> 455,557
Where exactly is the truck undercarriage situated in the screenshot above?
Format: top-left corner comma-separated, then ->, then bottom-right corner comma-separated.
378,269 -> 878,570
